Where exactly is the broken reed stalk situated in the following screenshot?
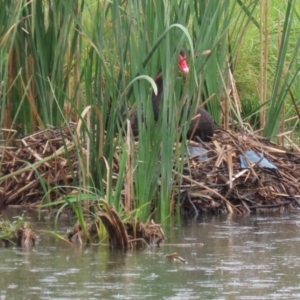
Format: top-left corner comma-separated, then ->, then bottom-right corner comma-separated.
259,0 -> 268,129
97,199 -> 129,249
76,105 -> 104,213
124,119 -> 133,213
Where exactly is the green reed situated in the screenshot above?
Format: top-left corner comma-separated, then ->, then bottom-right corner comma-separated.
1,0 -> 300,224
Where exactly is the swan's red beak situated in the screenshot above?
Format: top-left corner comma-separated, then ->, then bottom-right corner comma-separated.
178,54 -> 189,74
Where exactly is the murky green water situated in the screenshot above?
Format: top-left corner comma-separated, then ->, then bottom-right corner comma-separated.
1,209 -> 300,300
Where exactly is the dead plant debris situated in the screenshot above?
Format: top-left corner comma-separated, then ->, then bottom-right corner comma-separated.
165,252 -> 188,264
67,202 -> 165,249
0,123 -> 78,205
1,125 -> 300,215
0,217 -> 36,247
178,129 -> 300,216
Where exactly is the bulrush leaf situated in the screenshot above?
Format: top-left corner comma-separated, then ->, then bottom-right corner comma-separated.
2,0 -> 300,223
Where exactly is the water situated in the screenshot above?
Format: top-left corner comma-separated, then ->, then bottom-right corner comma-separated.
1,209 -> 300,299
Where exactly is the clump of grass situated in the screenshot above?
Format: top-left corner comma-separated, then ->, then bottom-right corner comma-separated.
0,215 -> 36,247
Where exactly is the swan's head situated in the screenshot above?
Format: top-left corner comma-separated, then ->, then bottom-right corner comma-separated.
178,49 -> 189,74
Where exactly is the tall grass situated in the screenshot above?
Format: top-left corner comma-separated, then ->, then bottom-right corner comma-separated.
263,0 -> 300,138
234,0 -> 300,137
1,0 -> 300,222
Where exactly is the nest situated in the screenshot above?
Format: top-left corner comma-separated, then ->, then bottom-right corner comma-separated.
0,124 -> 78,206
178,129 -> 300,216
1,125 -> 300,215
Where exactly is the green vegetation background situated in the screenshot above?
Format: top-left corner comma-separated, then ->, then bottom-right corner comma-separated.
1,0 -> 300,222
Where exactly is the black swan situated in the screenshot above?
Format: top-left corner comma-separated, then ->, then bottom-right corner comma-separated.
130,49 -> 214,141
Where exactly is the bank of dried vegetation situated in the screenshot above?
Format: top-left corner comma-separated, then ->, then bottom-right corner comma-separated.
1,126 -> 300,215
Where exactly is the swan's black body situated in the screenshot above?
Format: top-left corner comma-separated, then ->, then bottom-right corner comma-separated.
130,49 -> 214,141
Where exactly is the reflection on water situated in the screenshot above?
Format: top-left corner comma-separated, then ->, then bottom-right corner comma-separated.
1,209 -> 300,299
